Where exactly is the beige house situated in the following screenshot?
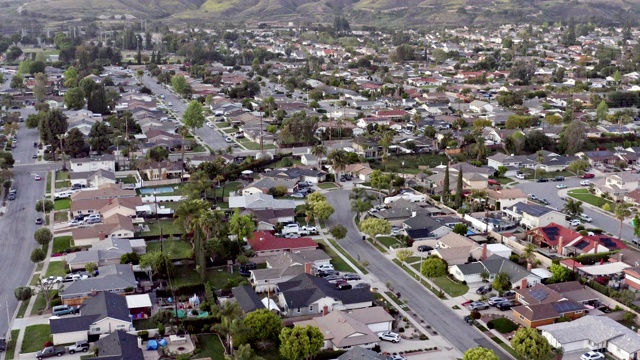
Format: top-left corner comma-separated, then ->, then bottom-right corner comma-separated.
432,232 -> 484,265
70,184 -> 136,201
485,188 -> 527,210
70,197 -> 142,218
71,214 -> 135,247
344,163 -> 374,181
595,173 -> 639,201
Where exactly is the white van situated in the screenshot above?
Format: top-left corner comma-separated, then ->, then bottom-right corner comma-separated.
54,190 -> 75,199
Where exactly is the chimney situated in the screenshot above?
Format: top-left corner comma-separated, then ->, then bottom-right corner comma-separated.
558,236 -> 564,255
481,243 -> 488,260
99,231 -> 106,241
619,253 -> 624,262
130,262 -> 134,271
527,262 -> 533,271
520,278 -> 527,289
322,305 -> 329,316
304,263 -> 313,275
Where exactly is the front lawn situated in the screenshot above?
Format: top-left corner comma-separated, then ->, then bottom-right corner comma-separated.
6,329 -> 19,360
52,236 -> 73,254
54,198 -> 70,210
196,334 -> 225,359
376,236 -> 401,248
141,219 -> 185,236
172,265 -> 250,288
318,182 -> 339,190
568,189 -> 612,208
55,180 -> 70,189
54,211 -> 68,222
489,317 -> 519,334
21,325 -> 50,353
214,181 -> 243,198
55,172 -> 69,180
147,240 -> 193,260
430,276 -> 469,297
317,240 -> 355,273
45,261 -> 67,277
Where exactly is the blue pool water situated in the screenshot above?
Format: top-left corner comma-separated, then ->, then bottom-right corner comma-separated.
140,187 -> 174,194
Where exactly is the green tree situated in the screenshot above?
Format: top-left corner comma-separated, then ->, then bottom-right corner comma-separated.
596,100 -> 609,121
327,149 -> 349,180
39,109 -> 68,149
420,256 -> 448,277
455,168 -> 464,208
329,224 -> 348,240
360,218 -> 391,239
183,100 -> 205,131
35,199 -> 54,213
33,227 -> 52,246
312,200 -> 334,222
568,159 -> 589,176
396,249 -> 413,263
139,252 -> 174,278
633,214 -> 640,239
64,66 -> 78,82
443,165 -> 450,203
29,60 -> 46,75
229,208 -> 255,250
85,262 -> 98,274
64,87 -> 86,110
9,73 -> 23,90
563,199 -> 583,219
88,121 -> 111,154
14,286 -> 33,302
548,263 -> 571,283
120,252 -> 141,265
33,73 -> 47,102
615,203 -> 633,241
452,223 -> 469,235
171,75 -> 188,95
88,85 -> 108,115
511,327 -> 554,360
225,344 -> 264,360
279,325 -> 324,360
492,271 -> 511,292
26,113 -> 41,128
147,146 -> 169,163
463,347 -> 499,360
65,128 -> 88,158
520,243 -> 537,266
243,309 -> 283,343
30,247 -> 45,263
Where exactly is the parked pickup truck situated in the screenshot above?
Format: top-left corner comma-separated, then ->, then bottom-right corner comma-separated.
66,340 -> 90,354
36,346 -> 66,359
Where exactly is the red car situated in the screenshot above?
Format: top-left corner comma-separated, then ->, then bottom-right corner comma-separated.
581,173 -> 595,179
34,175 -> 42,181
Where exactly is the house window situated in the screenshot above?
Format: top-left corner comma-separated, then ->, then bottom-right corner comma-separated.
88,210 -> 93,213
309,306 -> 313,312
116,324 -> 126,329
519,315 -> 524,320
297,308 -> 300,313
575,310 -> 583,314
91,327 -> 101,332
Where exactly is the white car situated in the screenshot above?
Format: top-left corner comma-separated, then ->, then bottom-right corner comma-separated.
580,213 -> 593,222
580,352 -> 604,360
515,173 -> 526,179
225,137 -> 233,143
301,225 -> 317,233
206,122 -> 214,128
314,264 -> 334,271
387,355 -> 407,360
556,184 -> 567,189
377,331 -> 401,343
569,219 -> 581,227
42,276 -> 63,285
68,219 -> 83,227
580,180 -> 591,186
488,297 -> 508,306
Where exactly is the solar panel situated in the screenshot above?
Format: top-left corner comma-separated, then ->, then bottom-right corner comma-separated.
529,288 -> 549,301
542,227 -> 560,241
600,238 -> 617,248
575,240 -> 589,249
552,301 -> 582,313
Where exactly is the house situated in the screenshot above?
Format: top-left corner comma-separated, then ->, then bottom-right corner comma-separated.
250,249 -> 331,292
450,255 -> 542,287
94,331 -> 144,360
301,154 -> 319,166
277,273 -> 373,317
540,315 -> 640,359
50,291 -> 134,345
65,238 -> 146,269
248,231 -> 318,257
352,138 -> 379,158
623,266 -> 640,291
69,154 -> 116,172
69,169 -> 117,188
61,264 -> 138,305
526,222 -> 581,252
511,282 -> 586,328
70,197 -> 143,219
576,150 -> 618,166
527,222 -> 626,255
503,202 -> 567,230
344,163 -> 374,181
228,193 -> 296,211
243,177 -> 297,195
487,153 -> 535,170
232,285 -> 266,314
139,161 -> 183,181
294,307 -> 393,350
71,214 -> 135,247
337,347 -> 386,360
594,173 -> 639,201
485,189 -> 528,210
70,184 -> 136,201
402,214 -> 451,240
126,294 -> 153,319
431,232 -> 483,266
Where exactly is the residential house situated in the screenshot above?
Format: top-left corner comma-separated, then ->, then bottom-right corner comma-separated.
594,173 -> 639,201
527,222 -> 626,255
301,154 -> 319,166
243,177 -> 297,195
50,291 -> 134,344
503,202 -> 567,230
65,238 -> 146,270
576,150 -> 618,166
623,266 -> 640,291
139,161 -> 183,181
352,138 -> 379,158
526,223 -> 581,252
70,197 -> 143,219
487,153 -> 535,170
294,307 -> 393,350
277,273 -> 373,317
250,249 -> 331,292
69,169 -> 117,188
61,264 -> 138,306
232,285 -> 266,314
432,232 -> 483,266
228,193 -> 295,211
402,214 -> 452,240
485,189 -> 528,210
248,231 -> 318,257
540,316 -> 640,359
450,255 -> 542,287
337,347 -> 386,360
144,129 -> 183,149
70,184 -> 136,201
371,207 -> 413,222
70,155 -> 116,172
343,163 -> 374,181
71,214 -> 135,247
94,331 -> 144,360
512,283 -> 586,328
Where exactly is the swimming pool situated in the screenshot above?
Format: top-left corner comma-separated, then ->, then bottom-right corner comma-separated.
140,187 -> 174,194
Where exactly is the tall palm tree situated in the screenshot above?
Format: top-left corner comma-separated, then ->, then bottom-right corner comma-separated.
379,131 -> 394,162
615,202 -> 632,241
311,145 -> 327,162
563,199 -> 583,219
173,199 -> 209,245
520,243 -> 537,266
327,149 -> 348,181
472,137 -> 488,161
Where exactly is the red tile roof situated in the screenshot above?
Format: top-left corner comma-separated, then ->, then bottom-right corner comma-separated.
248,231 -> 317,253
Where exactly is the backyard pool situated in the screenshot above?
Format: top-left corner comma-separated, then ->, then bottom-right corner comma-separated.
140,187 -> 174,194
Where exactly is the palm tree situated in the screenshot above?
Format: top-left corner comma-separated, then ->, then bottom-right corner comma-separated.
327,149 -> 348,181
379,131 -> 394,162
563,199 -> 583,219
520,243 -> 537,266
472,137 -> 488,161
173,199 -> 209,245
615,202 -> 633,241
311,145 -> 327,162
535,150 -> 544,179
178,126 -> 190,177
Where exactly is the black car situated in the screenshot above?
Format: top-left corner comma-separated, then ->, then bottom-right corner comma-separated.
239,262 -> 257,276
0,337 -> 5,352
554,176 -> 565,181
497,301 -> 513,311
417,245 -> 434,252
342,274 -> 361,281
476,285 -> 492,295
541,199 -> 550,205
536,178 -> 549,183
317,270 -> 339,277
336,283 -> 352,290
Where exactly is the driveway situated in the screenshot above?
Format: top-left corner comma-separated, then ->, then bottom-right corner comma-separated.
324,190 -> 513,359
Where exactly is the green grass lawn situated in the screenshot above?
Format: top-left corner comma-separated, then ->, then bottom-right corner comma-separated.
6,329 -> 19,360
430,276 -> 469,297
238,139 -> 276,150
21,325 -> 50,353
376,236 -> 401,248
222,127 -> 237,134
214,181 -> 243,198
489,317 -> 519,334
53,236 -> 72,254
54,211 -> 68,222
147,240 -> 193,260
568,189 -> 612,208
172,265 -> 250,288
16,300 -> 29,319
317,240 -> 355,273
141,219 -> 185,236
196,334 -> 225,359
30,274 -> 39,286
55,172 -> 69,181
45,261 -> 66,277
318,182 -> 339,190
55,180 -> 71,189
54,198 -> 70,210
46,172 -> 51,194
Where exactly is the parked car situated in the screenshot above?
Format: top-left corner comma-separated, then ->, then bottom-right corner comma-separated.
239,263 -> 257,276
378,331 -> 401,343
581,173 -> 595,179
300,225 -> 317,234
570,219 -> 581,227
580,213 -> 593,222
225,137 -> 233,143
476,285 -> 492,295
468,301 -> 489,310
0,337 -> 5,352
336,283 -> 352,290
580,352 -> 605,360
488,297 -> 508,306
36,346 -> 66,359
317,270 -> 339,278
556,184 -> 567,189
515,173 -> 526,180
34,175 -> 42,181
536,177 -> 549,183
314,264 -> 335,272
554,176 -> 565,181
387,355 -> 407,360
66,340 -> 90,354
32,154 -> 37,159
353,282 -> 370,289
497,301 -> 513,311
52,304 -> 78,316
291,193 -> 305,198
417,245 -> 434,252
342,274 -> 361,281
325,275 -> 341,283
68,219 -> 82,227
35,218 -> 43,225
43,276 -> 63,285
580,180 -> 591,186
541,199 -> 550,205
501,290 -> 516,297
63,274 -> 88,282
529,194 -> 538,201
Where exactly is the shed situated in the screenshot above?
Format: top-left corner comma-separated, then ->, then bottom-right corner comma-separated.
126,294 -> 153,317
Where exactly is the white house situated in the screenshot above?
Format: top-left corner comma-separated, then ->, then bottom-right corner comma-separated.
503,202 -> 567,230
450,255 -> 541,286
69,155 -> 116,172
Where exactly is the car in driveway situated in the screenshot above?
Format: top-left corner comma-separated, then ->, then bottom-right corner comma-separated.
496,301 -> 513,311
488,297 -> 508,306
536,177 -> 549,182
569,219 -> 581,227
476,285 -> 492,295
342,274 -> 361,281
225,137 -> 233,143
417,245 -> 434,252
580,352 -> 604,360
291,193 -> 305,198
469,301 -> 489,310
377,331 -> 401,343
353,282 -> 370,289
43,276 -> 63,285
556,184 -> 567,189
68,219 -> 82,227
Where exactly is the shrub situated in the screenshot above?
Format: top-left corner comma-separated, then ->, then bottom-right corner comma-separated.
14,286 -> 33,301
419,334 -> 428,340
398,327 -> 405,333
138,330 -> 149,341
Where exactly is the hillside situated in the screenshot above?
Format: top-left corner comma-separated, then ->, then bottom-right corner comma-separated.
22,0 -> 640,27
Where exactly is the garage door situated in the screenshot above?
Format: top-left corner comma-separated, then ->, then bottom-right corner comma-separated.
562,341 -> 585,353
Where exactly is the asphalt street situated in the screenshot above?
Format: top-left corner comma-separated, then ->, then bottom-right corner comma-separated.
513,176 -> 636,241
324,190 -> 511,360
0,120 -> 53,338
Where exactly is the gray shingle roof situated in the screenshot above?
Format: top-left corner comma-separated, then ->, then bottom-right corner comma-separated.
278,274 -> 373,309
403,214 -> 445,232
232,285 -> 265,313
95,331 -> 144,360
510,202 -> 553,217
